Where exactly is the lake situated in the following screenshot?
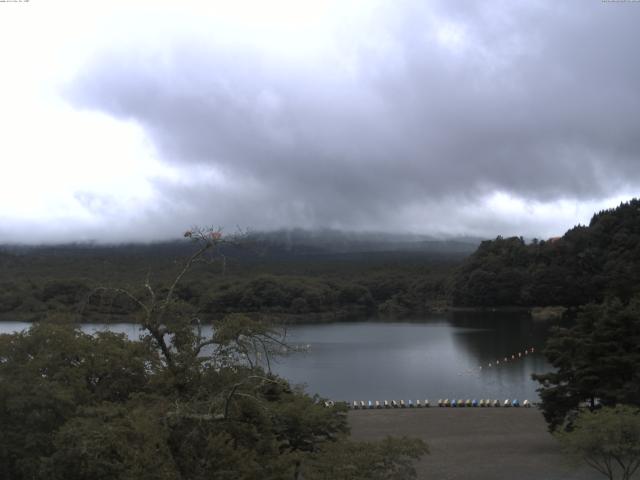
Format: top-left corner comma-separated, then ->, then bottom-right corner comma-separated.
0,311 -> 553,403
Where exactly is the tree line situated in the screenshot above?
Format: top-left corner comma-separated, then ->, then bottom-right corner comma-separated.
0,247 -> 457,322
452,199 -> 640,307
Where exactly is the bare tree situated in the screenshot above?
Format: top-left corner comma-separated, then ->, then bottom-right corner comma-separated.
89,227 -> 289,397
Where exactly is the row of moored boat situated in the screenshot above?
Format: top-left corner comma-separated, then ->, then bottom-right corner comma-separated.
324,399 -> 533,409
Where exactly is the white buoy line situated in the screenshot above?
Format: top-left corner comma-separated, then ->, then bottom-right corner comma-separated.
458,346 -> 537,376
486,346 -> 536,369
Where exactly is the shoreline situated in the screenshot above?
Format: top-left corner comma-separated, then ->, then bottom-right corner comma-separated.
0,305 -> 564,324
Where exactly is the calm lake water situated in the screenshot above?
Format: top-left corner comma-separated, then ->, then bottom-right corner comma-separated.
0,312 -> 553,402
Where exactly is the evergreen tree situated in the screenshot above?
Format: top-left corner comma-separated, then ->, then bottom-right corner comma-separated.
452,198 -> 640,307
533,298 -> 640,431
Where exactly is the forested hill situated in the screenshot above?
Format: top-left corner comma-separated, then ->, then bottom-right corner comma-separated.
0,233 -> 473,321
451,199 -> 640,307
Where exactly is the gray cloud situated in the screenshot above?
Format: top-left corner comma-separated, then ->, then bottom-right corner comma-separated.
65,0 -> 640,239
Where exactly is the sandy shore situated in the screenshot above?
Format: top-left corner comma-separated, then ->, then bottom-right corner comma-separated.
348,408 -> 603,480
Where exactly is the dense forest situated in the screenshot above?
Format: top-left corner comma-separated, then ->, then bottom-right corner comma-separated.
533,297 -> 640,431
3,199 -> 640,321
0,232 -> 428,479
451,199 -> 640,308
0,234 -> 471,322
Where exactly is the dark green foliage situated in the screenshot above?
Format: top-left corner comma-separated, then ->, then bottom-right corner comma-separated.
0,245 -> 460,321
0,319 -> 426,480
203,275 -> 338,313
452,199 -> 640,307
451,236 -> 530,306
533,298 -> 640,431
555,405 -> 640,480
0,283 -> 23,312
0,323 -> 156,479
0,232 -> 428,479
46,401 -> 177,480
40,279 -> 91,305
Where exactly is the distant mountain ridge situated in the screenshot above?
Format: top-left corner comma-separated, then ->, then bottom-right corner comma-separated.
246,229 -> 480,255
0,229 -> 481,258
0,228 -> 467,321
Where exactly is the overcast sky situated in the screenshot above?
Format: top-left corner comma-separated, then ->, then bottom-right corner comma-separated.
1,0 -> 639,243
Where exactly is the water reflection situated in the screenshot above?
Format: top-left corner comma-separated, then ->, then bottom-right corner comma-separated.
0,313 -> 553,402
272,313 -> 553,402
